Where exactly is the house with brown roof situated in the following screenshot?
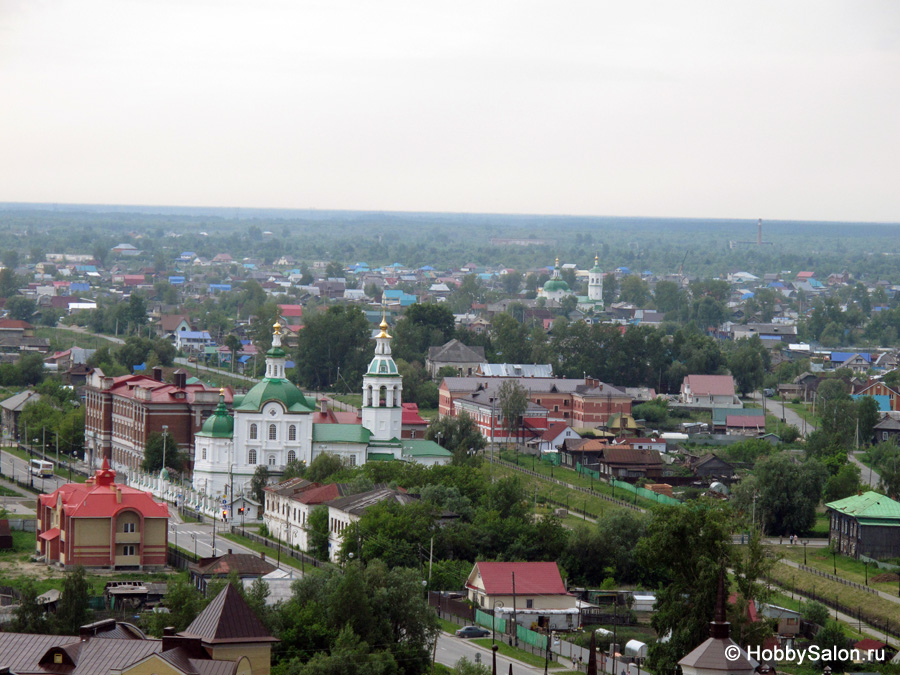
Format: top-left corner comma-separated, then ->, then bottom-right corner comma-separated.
465,561 -> 579,630
188,552 -> 277,593
426,339 -> 486,378
0,585 -> 275,675
680,375 -> 741,408
593,446 -> 664,480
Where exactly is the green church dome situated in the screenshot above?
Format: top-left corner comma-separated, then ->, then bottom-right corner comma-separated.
543,279 -> 570,293
198,398 -> 234,438
234,377 -> 313,413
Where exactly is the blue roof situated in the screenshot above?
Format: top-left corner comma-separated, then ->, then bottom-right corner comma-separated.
132,362 -> 146,372
180,251 -> 195,257
419,265 -> 434,271
209,284 -> 231,291
70,282 -> 90,291
243,263 -> 256,269
75,265 -> 98,273
168,276 -> 185,285
831,352 -> 871,363
477,273 -> 495,280
617,266 -> 630,274
809,279 -> 825,288
852,394 -> 891,412
179,331 -> 212,339
741,291 -> 754,299
285,360 -> 295,369
768,282 -> 785,288
390,262 -> 404,268
238,355 -> 252,363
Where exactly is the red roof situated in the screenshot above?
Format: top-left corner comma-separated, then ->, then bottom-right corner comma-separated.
295,484 -> 343,505
540,423 -> 570,441
855,639 -> 888,652
104,374 -> 232,404
726,415 -> 765,429
684,375 -> 736,397
471,561 -> 567,596
38,527 -> 60,541
278,304 -> 304,317
0,319 -> 33,330
402,402 -> 428,427
728,592 -> 758,622
39,460 -> 169,519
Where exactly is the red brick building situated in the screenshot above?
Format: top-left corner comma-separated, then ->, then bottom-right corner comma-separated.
37,459 -> 169,569
84,366 -> 232,472
438,376 -> 632,429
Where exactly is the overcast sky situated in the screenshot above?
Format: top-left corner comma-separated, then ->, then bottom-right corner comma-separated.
1,1 -> 898,222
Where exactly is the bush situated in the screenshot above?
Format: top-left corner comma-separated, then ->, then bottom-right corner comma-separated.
802,600 -> 830,626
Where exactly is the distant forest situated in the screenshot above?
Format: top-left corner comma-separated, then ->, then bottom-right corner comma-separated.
1,203 -> 899,280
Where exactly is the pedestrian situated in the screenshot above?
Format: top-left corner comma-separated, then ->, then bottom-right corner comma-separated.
579,655 -> 584,668
789,533 -> 794,545
572,654 -> 578,669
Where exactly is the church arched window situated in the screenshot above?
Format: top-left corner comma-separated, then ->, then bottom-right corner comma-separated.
249,423 -> 258,440
202,448 -> 207,460
268,454 -> 276,466
248,449 -> 257,465
287,450 -> 296,464
288,425 -> 296,441
268,424 -> 277,441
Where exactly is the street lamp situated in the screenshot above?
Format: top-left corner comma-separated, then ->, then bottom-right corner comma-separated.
191,533 -> 197,559
161,425 -> 169,475
803,540 -> 808,565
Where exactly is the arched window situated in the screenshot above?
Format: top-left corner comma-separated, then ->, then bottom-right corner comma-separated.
287,450 -> 296,464
268,454 -> 276,466
288,425 -> 296,441
249,423 -> 258,440
202,447 -> 207,460
268,424 -> 277,440
248,449 -> 257,465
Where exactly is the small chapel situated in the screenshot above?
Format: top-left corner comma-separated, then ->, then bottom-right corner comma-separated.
191,315 -> 450,501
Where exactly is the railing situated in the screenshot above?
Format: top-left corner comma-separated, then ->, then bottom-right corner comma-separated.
228,526 -> 327,569
488,457 -> 644,513
796,563 -> 878,595
168,544 -> 199,570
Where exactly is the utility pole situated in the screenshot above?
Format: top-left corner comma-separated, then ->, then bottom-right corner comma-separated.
511,572 -> 518,647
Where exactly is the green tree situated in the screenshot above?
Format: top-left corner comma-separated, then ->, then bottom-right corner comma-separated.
52,565 -> 93,634
5,295 -> 37,321
728,337 -> 768,396
451,656 -> 491,675
490,313 -> 529,364
425,410 -> 486,463
117,336 -> 152,371
602,273 -> 617,305
127,292 -> 148,331
141,431 -> 184,474
149,578 -> 205,635
306,505 -> 330,560
251,465 -> 270,504
619,275 -> 650,306
11,580 -> 48,633
755,454 -> 828,535
295,305 -> 370,390
282,624 -> 398,675
392,304 -> 456,363
497,379 -> 528,442
307,453 -> 345,483
638,502 -> 731,675
653,280 -> 684,313
823,463 -> 861,502
856,396 -> 880,446
813,620 -> 851,671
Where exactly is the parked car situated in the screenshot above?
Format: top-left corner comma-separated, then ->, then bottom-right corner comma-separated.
455,625 -> 490,638
763,388 -> 775,397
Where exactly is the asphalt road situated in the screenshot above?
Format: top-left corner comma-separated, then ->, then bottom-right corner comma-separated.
850,451 -> 882,489
434,633 -> 553,674
750,392 -> 816,436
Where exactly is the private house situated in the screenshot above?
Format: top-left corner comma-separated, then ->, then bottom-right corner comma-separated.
36,460 -> 169,569
853,380 -> 900,412
157,314 -> 193,339
690,454 -> 736,479
712,407 -> 763,433
0,389 -> 41,442
830,352 -> 872,374
725,414 -> 766,436
731,323 -> 798,344
188,552 -> 277,594
873,416 -> 900,444
530,422 -> 581,454
680,375 -> 741,408
593,446 -> 663,480
559,438 -> 607,469
826,491 -> 900,560
426,339 -> 486,378
465,561 -> 579,631
175,330 -> 214,353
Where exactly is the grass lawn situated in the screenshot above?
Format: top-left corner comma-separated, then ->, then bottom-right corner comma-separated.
783,402 -> 821,428
0,485 -> 21,497
35,326 -> 118,351
437,617 -> 463,634
778,545 -> 898,594
768,560 -> 900,629
496,450 -> 661,511
470,638 -> 561,669
332,394 -> 363,408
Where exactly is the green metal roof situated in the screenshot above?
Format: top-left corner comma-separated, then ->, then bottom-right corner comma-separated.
401,440 -> 452,458
234,377 -> 313,412
366,356 -> 399,376
197,399 -> 234,438
826,491 -> 900,523
543,279 -> 570,293
313,424 -> 372,444
366,452 -> 396,462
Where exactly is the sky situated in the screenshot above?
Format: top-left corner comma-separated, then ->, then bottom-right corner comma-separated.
1,1 -> 899,222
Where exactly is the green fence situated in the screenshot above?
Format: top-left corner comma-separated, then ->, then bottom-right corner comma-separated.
575,462 -> 600,479
541,452 -> 561,466
610,478 -> 681,506
475,609 -> 505,633
516,624 -> 549,648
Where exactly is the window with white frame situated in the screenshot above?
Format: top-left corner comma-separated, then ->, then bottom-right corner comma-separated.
248,449 -> 257,464
287,450 -> 296,464
268,454 -> 275,466
289,424 -> 296,441
122,545 -> 136,556
123,522 -> 136,533
250,423 -> 258,440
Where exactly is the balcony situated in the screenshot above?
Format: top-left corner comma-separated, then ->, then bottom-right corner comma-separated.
116,531 -> 141,544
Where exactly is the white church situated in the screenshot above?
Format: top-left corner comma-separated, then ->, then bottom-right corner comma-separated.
191,316 -> 451,502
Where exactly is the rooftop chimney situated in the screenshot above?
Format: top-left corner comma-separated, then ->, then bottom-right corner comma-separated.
152,366 -> 163,382
320,398 -> 328,414
174,370 -> 187,389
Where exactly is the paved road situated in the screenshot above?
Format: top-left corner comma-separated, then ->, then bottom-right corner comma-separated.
434,633 -> 553,674
751,392 -> 816,436
850,451 -> 882,489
